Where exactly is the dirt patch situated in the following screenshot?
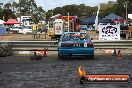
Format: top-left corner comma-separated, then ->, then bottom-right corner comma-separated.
0,33 -> 51,41
0,31 -> 99,41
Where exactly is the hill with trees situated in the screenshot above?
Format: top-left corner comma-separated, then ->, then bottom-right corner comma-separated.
0,0 -> 132,23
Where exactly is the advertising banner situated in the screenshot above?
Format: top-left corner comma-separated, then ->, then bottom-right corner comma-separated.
54,22 -> 63,35
99,24 -> 120,40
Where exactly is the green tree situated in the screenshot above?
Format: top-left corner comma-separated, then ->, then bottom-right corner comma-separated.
0,7 -> 4,20
4,3 -> 11,9
2,0 -> 46,23
47,4 -> 96,18
99,2 -> 117,18
46,10 -> 53,22
53,7 -> 64,15
18,0 -> 45,22
32,6 -> 45,23
12,2 -> 18,11
116,0 -> 132,19
3,9 -> 16,21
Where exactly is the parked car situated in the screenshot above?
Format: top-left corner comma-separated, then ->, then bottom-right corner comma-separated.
78,25 -> 88,32
10,26 -> 23,33
58,32 -> 94,60
19,25 -> 32,34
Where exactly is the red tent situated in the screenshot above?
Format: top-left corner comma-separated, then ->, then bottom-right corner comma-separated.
3,18 -> 20,25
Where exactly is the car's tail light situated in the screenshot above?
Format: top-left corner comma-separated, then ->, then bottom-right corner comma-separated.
61,43 -> 66,47
87,42 -> 93,47
46,51 -> 48,54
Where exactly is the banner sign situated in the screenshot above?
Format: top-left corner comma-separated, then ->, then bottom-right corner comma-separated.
99,24 -> 120,40
55,22 -> 63,35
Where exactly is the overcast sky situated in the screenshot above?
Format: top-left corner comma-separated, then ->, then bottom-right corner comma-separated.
1,0 -> 117,11
35,0 -> 117,11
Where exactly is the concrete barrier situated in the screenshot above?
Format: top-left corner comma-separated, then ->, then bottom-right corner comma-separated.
12,49 -> 132,56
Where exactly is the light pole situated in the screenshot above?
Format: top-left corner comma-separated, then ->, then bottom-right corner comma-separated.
19,0 -> 21,25
124,1 -> 128,20
67,12 -> 69,32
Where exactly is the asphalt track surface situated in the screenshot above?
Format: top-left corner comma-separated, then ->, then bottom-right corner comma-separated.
0,55 -> 132,88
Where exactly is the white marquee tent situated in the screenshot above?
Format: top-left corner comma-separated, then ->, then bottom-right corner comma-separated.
0,19 -> 5,24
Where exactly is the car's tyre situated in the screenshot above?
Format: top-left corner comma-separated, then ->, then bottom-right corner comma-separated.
58,53 -> 63,60
85,54 -> 94,60
89,54 -> 94,60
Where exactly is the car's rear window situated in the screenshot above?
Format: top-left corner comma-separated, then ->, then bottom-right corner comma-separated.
62,33 -> 90,41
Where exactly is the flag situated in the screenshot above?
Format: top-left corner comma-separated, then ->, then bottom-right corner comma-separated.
95,4 -> 100,31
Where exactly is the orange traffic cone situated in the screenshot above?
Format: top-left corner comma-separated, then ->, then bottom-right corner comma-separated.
116,50 -> 123,59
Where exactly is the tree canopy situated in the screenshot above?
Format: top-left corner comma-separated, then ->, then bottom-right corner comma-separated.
46,0 -> 132,21
1,0 -> 132,23
1,0 -> 45,23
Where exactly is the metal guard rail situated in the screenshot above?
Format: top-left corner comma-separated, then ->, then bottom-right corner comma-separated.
0,40 -> 132,51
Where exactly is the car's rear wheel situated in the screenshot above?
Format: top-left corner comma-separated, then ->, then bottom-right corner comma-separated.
89,54 -> 94,60
85,54 -> 94,60
58,53 -> 63,60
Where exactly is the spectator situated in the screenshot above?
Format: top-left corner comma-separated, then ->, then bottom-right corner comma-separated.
41,26 -> 45,33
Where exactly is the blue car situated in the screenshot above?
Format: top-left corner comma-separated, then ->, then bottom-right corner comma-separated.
58,32 -> 94,59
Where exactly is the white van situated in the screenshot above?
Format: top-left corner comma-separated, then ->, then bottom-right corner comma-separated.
19,25 -> 32,34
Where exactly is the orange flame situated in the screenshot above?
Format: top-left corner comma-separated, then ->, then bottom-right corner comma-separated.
78,66 -> 86,76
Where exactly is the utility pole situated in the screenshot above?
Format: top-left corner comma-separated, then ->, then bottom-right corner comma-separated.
67,12 -> 69,32
19,0 -> 21,25
125,1 -> 128,20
